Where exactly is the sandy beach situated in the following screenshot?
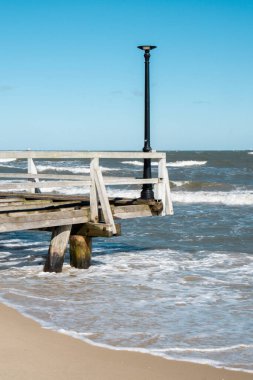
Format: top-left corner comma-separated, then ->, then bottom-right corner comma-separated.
0,303 -> 252,380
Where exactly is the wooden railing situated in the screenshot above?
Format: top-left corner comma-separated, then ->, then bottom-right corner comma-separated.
0,151 -> 173,234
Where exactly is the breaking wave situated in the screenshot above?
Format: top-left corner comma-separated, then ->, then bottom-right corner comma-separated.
36,165 -> 120,174
172,190 -> 253,206
0,158 -> 16,163
121,160 -> 207,167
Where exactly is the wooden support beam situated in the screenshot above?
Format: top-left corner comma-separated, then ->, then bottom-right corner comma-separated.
44,225 -> 72,273
112,204 -> 153,219
72,222 -> 121,237
69,235 -> 92,269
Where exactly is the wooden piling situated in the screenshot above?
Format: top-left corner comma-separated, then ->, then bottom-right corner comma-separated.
44,225 -> 72,273
69,235 -> 92,269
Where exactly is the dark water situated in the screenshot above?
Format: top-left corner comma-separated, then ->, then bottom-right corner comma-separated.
0,151 -> 252,371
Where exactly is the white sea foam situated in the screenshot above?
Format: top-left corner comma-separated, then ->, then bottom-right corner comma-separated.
168,160 -> 207,167
0,158 -> 16,163
172,190 -> 253,206
248,152 -> 253,155
0,247 -> 252,372
0,252 -> 11,258
121,160 -> 207,167
36,164 -> 120,174
2,241 -> 43,248
37,165 -> 90,174
2,261 -> 21,266
171,181 -> 190,187
155,344 -> 253,353
48,185 -> 253,205
121,160 -> 147,166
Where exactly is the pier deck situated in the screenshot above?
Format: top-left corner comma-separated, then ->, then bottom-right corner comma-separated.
0,151 -> 173,272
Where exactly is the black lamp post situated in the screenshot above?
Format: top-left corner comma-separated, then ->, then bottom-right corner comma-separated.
138,45 -> 157,200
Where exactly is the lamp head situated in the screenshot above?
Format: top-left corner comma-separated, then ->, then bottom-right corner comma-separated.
138,45 -> 157,51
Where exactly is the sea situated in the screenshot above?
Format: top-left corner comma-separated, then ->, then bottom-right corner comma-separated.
0,150 -> 252,372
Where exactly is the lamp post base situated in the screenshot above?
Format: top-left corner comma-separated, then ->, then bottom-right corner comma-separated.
141,185 -> 154,200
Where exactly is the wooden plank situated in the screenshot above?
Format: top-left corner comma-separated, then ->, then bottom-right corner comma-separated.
0,216 -> 87,233
0,192 -> 90,202
0,201 -> 25,207
0,173 -> 91,180
0,208 -> 89,223
112,204 -> 152,219
0,200 -> 81,212
0,178 -> 158,189
0,197 -> 24,203
44,225 -> 72,273
0,151 -> 165,159
0,180 -> 91,190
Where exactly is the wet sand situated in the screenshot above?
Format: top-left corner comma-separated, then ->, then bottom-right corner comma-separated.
0,303 -> 252,380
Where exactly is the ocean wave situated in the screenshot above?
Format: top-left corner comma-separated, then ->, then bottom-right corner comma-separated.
121,160 -> 207,167
0,252 -> 11,258
154,344 -> 253,353
168,160 -> 207,167
0,158 -> 16,163
50,186 -> 253,205
248,152 -> 253,155
37,165 -> 90,174
36,165 -> 120,174
172,191 -> 253,206
170,181 -> 190,187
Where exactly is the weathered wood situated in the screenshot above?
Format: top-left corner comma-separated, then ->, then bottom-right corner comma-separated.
90,158 -> 99,222
0,216 -> 86,233
72,222 -> 121,237
0,208 -> 89,222
44,225 -> 72,273
28,157 -> 41,194
0,178 -> 158,192
92,162 -> 117,234
0,151 -> 165,159
0,197 -> 24,203
0,180 -> 91,191
0,200 -> 81,212
112,204 -> 153,219
0,192 -> 90,202
0,173 -> 91,180
0,150 -> 174,272
0,208 -> 89,233
69,235 -> 92,269
161,158 -> 174,215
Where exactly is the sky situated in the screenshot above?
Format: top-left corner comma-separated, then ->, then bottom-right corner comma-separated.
0,0 -> 253,151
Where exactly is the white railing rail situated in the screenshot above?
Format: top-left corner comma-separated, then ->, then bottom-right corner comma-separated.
0,151 -> 173,233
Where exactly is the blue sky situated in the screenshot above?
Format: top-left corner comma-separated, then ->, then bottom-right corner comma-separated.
0,0 -> 253,150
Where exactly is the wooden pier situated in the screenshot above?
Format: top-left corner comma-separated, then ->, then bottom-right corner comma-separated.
0,151 -> 173,272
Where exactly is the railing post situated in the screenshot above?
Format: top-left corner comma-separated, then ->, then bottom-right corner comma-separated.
91,159 -> 117,235
162,158 -> 173,215
155,158 -> 166,216
90,157 -> 99,223
27,157 -> 41,194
